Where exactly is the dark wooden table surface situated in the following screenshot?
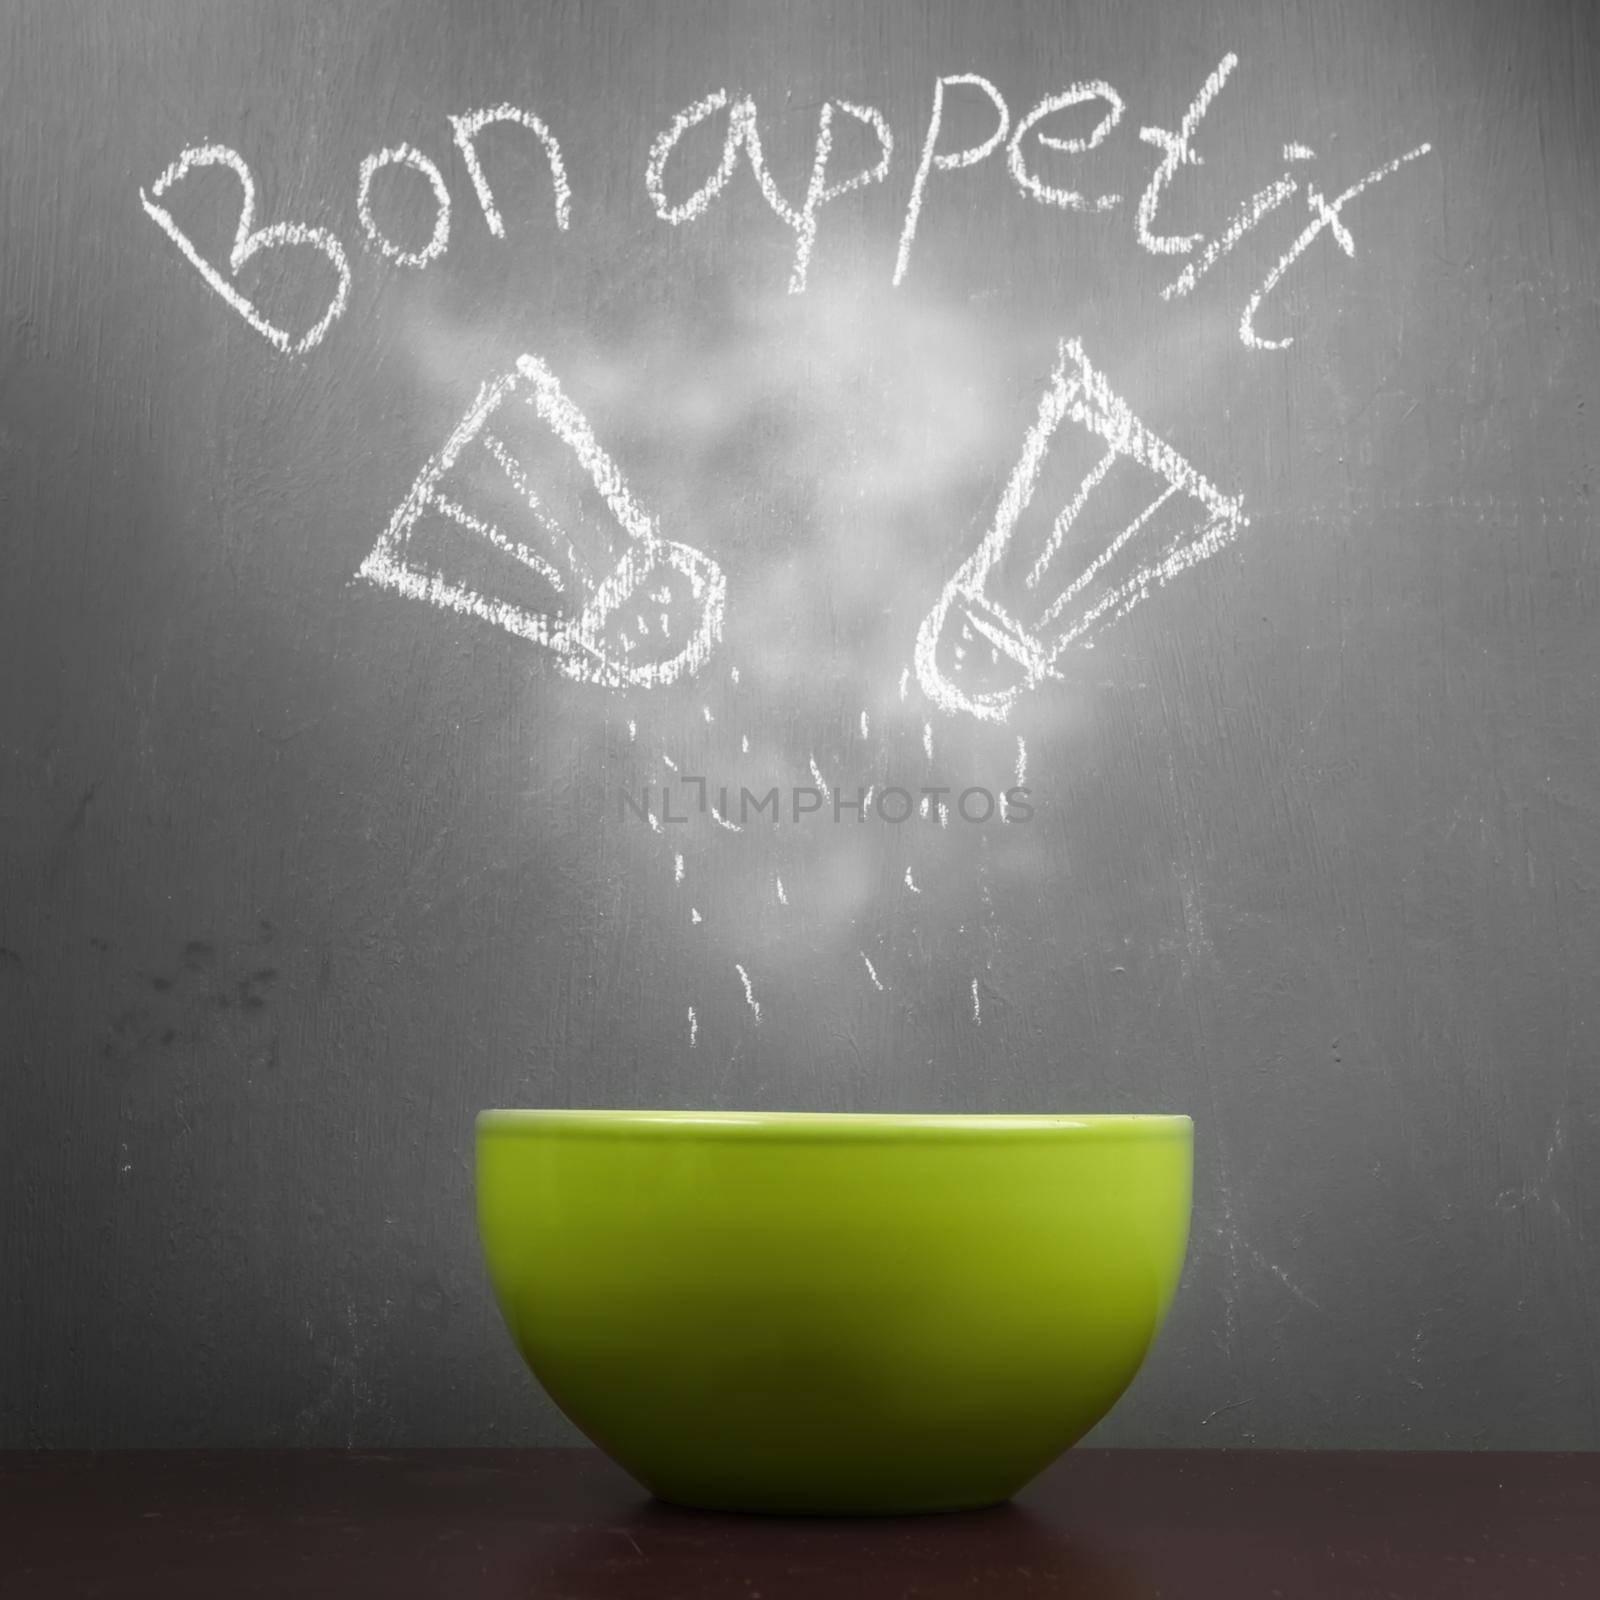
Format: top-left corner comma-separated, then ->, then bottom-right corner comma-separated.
2,1448 -> 1597,1598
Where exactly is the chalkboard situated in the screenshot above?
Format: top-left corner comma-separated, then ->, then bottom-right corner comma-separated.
3,0 -> 1598,1451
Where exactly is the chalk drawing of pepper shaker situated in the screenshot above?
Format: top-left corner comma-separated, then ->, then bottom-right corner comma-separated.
359,353 -> 726,689
914,337 -> 1245,723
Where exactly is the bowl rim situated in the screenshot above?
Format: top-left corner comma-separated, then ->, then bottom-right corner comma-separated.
477,1109 -> 1192,1141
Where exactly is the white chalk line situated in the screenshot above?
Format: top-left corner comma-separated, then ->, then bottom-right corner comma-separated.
449,104 -> 572,236
1024,446 -> 1117,589
1136,52 -> 1238,256
140,143 -> 351,355
428,492 -> 566,593
734,962 -> 761,1023
893,73 -> 1009,287
1162,175 -> 1298,301
646,89 -> 748,224
1241,143 -> 1433,350
648,89 -> 891,292
482,431 -> 594,583
1008,80 -> 1123,213
357,144 -> 451,266
750,99 -> 893,294
1037,481 -> 1181,627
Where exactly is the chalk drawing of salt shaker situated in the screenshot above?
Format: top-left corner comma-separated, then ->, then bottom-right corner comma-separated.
360,353 -> 725,689
915,337 -> 1245,723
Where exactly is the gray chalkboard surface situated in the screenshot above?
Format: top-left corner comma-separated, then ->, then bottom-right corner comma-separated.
3,0 -> 1598,1450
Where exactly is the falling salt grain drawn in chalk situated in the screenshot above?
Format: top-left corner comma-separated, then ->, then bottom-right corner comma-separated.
734,962 -> 761,1023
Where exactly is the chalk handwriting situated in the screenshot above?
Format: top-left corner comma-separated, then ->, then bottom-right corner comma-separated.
646,89 -> 892,292
449,104 -> 572,235
1161,174 -> 1299,301
1241,143 -> 1433,350
359,353 -> 725,688
143,61 -> 1433,350
893,73 -> 1009,287
762,99 -> 894,294
1136,53 -> 1238,255
357,145 -> 452,266
915,336 -> 1244,722
139,144 -> 351,354
1008,81 -> 1124,213
646,89 -> 753,223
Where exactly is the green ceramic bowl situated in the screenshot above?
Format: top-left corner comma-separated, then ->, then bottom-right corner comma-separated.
477,1110 -> 1192,1515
